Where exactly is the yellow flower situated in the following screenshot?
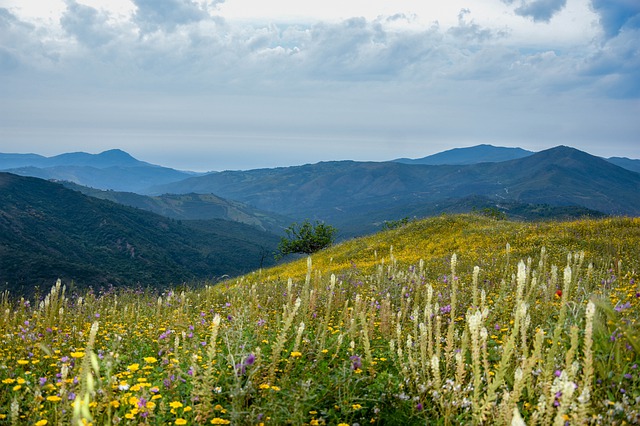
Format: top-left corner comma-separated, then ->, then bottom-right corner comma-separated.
127,363 -> 140,372
338,424 -> 350,426
259,384 -> 271,390
175,419 -> 187,425
290,351 -> 302,358
16,378 -> 25,384
35,420 -> 48,426
270,386 -> 281,391
169,401 -> 183,409
2,378 -> 15,384
46,395 -> 62,402
310,420 -> 319,426
352,404 -> 362,410
110,401 -> 120,408
143,357 -> 158,364
17,359 -> 29,365
184,406 -> 192,412
70,352 -> 85,359
210,419 -> 231,425
12,385 -> 21,391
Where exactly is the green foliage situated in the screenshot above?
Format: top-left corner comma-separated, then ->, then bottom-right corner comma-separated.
473,206 -> 507,220
382,216 -> 412,230
277,220 -> 337,257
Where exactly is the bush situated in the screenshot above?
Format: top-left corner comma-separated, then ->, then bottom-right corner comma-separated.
277,220 -> 337,257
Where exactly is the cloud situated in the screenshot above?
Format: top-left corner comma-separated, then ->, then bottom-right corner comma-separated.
582,28 -> 640,98
448,9 -> 507,43
132,0 -> 212,32
590,0 -> 640,38
515,0 -> 567,22
60,1 -> 118,47
501,0 -> 567,22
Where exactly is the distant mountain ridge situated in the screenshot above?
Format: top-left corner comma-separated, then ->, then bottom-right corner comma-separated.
394,144 -> 534,165
0,149 -> 201,193
149,146 -> 640,234
59,181 -> 290,233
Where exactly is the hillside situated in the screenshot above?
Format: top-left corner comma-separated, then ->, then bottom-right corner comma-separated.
0,214 -> 637,425
0,149 -> 199,193
59,182 -> 290,233
149,146 -> 640,233
0,173 -> 279,294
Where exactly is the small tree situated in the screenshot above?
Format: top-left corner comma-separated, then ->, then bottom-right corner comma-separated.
277,220 -> 337,258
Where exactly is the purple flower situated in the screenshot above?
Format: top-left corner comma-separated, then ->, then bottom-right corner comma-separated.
257,319 -> 266,327
615,302 -> 631,312
416,403 -> 423,411
244,353 -> 256,366
554,370 -> 562,377
440,304 -> 451,314
39,377 -> 47,386
137,397 -> 148,408
624,373 -> 633,379
350,355 -> 362,370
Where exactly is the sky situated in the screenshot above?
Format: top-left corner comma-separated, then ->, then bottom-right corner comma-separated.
0,0 -> 639,171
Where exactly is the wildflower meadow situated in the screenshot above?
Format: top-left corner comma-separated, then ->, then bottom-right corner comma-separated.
1,215 -> 639,425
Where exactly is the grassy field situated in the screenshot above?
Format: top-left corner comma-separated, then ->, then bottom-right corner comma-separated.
1,214 -> 639,425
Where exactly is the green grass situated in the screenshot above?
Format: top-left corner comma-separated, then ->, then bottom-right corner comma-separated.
0,214 -> 639,425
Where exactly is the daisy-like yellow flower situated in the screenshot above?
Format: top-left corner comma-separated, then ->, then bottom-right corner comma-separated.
17,359 -> 29,365
70,352 -> 85,359
35,420 -> 48,426
127,363 -> 140,372
352,404 -> 362,410
169,401 -> 184,409
210,419 -> 230,425
175,419 -> 187,425
46,395 -> 62,402
143,357 -> 157,364
290,351 -> 302,358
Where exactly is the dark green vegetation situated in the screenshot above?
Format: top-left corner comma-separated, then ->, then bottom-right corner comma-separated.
277,220 -> 337,257
0,173 -> 279,295
150,146 -> 637,235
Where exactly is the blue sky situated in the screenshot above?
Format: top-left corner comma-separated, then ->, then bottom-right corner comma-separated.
0,0 -> 638,171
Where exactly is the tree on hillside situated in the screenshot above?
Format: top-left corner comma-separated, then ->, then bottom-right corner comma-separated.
277,220 -> 337,258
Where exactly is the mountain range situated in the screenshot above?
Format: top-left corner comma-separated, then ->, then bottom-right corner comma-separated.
148,146 -> 640,234
1,144 -> 639,293
0,149 -> 202,193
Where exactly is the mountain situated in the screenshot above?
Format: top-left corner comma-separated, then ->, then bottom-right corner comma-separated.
0,149 -> 201,193
0,172 -> 279,295
59,181 -> 290,233
607,157 -> 640,174
149,146 -> 640,234
394,144 -> 534,165
0,149 -> 146,168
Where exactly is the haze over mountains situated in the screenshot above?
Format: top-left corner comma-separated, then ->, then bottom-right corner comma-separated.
1,144 -> 639,293
0,149 -> 201,193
